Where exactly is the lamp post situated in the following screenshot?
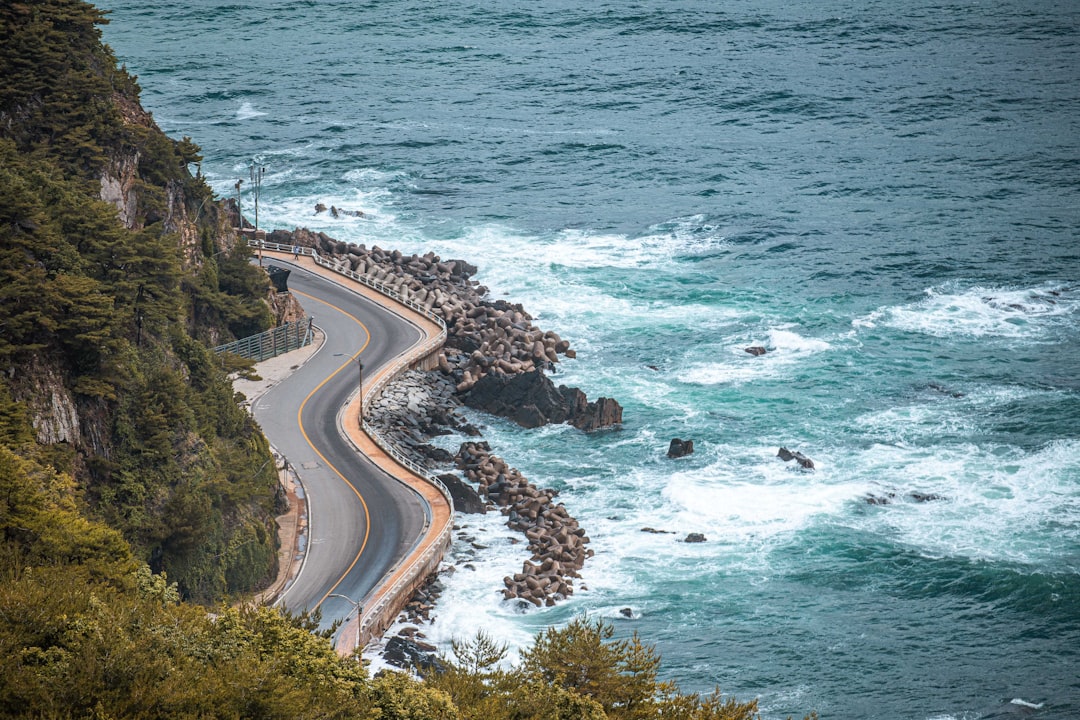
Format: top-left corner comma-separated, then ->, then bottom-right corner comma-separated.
357,358 -> 364,425
249,161 -> 265,266
327,593 -> 362,650
234,178 -> 243,233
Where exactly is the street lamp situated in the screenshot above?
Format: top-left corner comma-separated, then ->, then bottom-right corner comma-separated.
234,179 -> 244,238
357,358 -> 364,424
327,593 -> 363,650
249,162 -> 266,266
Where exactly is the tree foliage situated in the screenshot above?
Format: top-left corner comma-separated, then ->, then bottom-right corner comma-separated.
0,0 -> 276,600
423,619 -> 782,720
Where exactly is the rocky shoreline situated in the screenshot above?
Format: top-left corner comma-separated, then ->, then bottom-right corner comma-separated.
271,225 -> 622,662
269,226 -> 620,431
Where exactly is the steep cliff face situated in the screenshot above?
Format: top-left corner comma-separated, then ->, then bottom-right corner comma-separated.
21,355 -> 81,446
0,0 -> 282,601
100,151 -> 140,229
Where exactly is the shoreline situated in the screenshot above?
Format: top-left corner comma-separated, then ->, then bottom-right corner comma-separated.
245,238 -> 623,664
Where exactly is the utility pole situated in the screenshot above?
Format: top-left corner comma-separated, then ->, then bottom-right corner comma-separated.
250,161 -> 266,266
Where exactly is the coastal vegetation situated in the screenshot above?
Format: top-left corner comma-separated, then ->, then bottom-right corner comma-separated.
1,0 -> 277,601
0,2 -> 810,717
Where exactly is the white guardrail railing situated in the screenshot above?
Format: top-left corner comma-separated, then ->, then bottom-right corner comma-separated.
254,239 -> 455,645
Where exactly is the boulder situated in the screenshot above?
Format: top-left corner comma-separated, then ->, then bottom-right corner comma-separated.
569,395 -> 623,432
437,473 -> 486,514
667,438 -> 694,458
684,533 -> 707,543
777,447 -> 815,469
745,346 -> 767,356
464,370 -> 621,431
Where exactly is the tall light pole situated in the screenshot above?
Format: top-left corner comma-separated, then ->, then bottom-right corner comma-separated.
234,178 -> 243,232
250,161 -> 265,266
327,593 -> 362,651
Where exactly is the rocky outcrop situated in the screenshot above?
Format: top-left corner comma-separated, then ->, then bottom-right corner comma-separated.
383,635 -> 442,671
745,346 -> 767,356
463,370 -> 622,431
99,151 -> 140,230
16,355 -> 81,445
667,438 -> 694,458
866,490 -> 945,506
438,473 -> 486,514
778,447 -> 815,470
267,287 -> 306,326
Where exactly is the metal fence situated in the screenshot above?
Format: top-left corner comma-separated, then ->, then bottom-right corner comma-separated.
213,316 -> 314,361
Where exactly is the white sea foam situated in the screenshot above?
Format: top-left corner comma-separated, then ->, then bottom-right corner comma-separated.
853,383 -> 1059,444
659,454 -> 863,546
680,326 -> 833,385
236,101 -> 266,120
848,439 -> 1080,565
855,283 -> 1076,341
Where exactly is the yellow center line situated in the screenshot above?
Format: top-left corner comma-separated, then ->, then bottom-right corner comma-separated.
291,289 -> 373,611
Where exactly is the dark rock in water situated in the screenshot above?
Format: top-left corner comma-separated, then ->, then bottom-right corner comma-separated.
684,532 -> 707,543
464,370 -> 622,431
383,635 -> 444,671
745,346 -> 767,356
314,203 -> 327,214
570,395 -> 622,431
778,447 -> 815,469
513,403 -> 548,429
866,489 -> 945,506
926,382 -> 964,398
465,371 -> 566,426
619,607 -> 634,618
667,438 -> 694,458
640,527 -> 673,534
438,473 -> 486,514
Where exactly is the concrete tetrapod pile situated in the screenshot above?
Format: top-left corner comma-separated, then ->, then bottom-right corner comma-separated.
455,441 -> 592,607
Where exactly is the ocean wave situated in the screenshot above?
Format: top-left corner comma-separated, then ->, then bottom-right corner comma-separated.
848,439 -> 1080,566
854,283 -> 1077,340
235,100 -> 266,120
679,326 -> 833,385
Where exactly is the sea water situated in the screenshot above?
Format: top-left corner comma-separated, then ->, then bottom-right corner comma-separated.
98,1 -> 1080,717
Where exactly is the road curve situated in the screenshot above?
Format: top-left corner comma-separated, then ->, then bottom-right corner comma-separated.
250,258 -> 429,634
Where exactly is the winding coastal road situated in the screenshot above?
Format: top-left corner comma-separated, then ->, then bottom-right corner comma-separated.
249,258 -> 430,635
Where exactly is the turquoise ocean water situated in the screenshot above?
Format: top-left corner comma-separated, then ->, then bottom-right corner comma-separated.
98,1 -> 1080,717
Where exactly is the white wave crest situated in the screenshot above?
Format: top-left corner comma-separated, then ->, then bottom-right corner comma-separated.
855,283 -> 1076,340
680,326 -> 832,385
235,101 -> 266,120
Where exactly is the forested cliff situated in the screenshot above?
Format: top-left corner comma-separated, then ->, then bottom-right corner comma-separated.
0,3 -> 800,718
1,0 -> 278,602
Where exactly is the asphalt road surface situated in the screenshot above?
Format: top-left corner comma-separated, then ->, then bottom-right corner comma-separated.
250,259 -> 428,633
